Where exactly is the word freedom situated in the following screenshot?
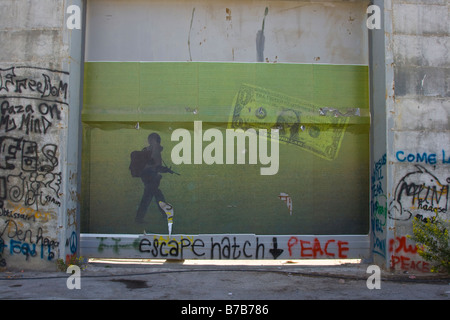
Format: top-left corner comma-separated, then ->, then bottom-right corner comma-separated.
171,121 -> 279,175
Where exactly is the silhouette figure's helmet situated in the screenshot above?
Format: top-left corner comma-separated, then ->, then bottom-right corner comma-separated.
148,132 -> 161,144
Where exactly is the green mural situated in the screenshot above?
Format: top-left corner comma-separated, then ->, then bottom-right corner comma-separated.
81,62 -> 370,235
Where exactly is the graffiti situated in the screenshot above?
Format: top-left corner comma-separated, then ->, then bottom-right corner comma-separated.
7,238 -> 56,261
139,237 -> 197,259
393,151 -> 450,221
210,237 -> 266,259
371,154 -> 387,257
387,154 -> 449,271
0,100 -> 62,135
138,235 -> 267,260
68,231 -> 78,255
371,196 -> 387,256
444,150 -> 450,164
0,206 -> 35,222
396,151 -> 437,165
0,137 -> 61,208
86,234 -> 361,260
0,66 -> 68,100
287,237 -> 349,258
0,219 -> 58,261
389,236 -> 430,272
0,66 -> 67,136
269,237 -> 283,259
132,236 -> 256,259
97,237 -> 139,254
64,231 -> 78,263
0,137 -> 59,173
389,165 -> 449,221
0,202 -> 54,222
8,238 -> 37,259
0,66 -> 68,266
0,219 -> 59,247
396,150 -> 450,165
371,154 -> 386,199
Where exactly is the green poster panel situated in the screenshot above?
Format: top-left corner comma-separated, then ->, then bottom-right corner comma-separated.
81,62 -> 369,235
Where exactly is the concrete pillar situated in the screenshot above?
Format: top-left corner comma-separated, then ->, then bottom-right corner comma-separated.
383,0 -> 449,273
369,0 -> 390,269
0,0 -> 84,270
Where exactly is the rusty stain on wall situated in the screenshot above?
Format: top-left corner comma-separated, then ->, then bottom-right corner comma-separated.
226,8 -> 231,21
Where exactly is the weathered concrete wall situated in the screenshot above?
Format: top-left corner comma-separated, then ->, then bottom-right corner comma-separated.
1,0 -> 447,273
385,0 -> 449,272
0,0 -> 83,270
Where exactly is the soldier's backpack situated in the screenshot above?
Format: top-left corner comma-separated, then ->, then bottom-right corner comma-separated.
129,149 -> 151,177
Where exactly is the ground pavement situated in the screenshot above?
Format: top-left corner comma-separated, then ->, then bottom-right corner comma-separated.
1,259 -> 449,304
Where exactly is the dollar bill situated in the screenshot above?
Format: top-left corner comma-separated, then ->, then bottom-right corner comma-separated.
228,84 -> 349,161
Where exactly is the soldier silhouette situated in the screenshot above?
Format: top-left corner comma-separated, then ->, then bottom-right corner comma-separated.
135,133 -> 170,223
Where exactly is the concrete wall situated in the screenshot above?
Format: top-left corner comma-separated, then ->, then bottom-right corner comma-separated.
0,0 -> 83,270
85,0 -> 369,64
0,0 -> 447,272
373,0 -> 449,273
387,0 -> 449,272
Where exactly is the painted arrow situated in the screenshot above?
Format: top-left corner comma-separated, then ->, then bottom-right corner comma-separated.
269,237 -> 284,259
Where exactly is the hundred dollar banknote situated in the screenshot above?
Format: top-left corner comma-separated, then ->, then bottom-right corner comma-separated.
228,84 -> 352,161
